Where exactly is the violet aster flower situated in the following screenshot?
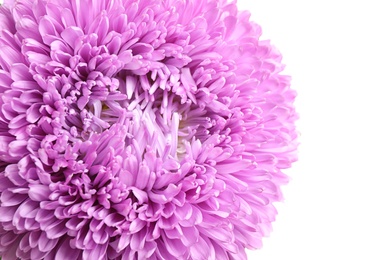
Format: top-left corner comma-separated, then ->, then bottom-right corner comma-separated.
0,0 -> 297,259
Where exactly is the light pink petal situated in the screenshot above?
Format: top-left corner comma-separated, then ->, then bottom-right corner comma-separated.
0,46 -> 23,70
60,26 -> 84,49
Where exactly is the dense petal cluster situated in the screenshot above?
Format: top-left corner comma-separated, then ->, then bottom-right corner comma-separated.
0,0 -> 297,259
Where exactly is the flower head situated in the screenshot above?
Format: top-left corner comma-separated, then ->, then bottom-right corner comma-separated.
0,0 -> 297,259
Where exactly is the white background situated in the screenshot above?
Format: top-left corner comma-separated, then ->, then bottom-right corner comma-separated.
237,1 -> 377,259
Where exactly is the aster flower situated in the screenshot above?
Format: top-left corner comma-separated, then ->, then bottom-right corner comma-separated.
0,0 -> 297,259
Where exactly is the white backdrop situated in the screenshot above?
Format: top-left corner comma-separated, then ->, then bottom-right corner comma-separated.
236,1 -> 377,259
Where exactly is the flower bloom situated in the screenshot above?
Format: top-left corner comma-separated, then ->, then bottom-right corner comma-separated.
0,0 -> 297,259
